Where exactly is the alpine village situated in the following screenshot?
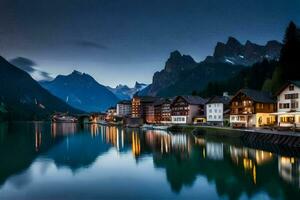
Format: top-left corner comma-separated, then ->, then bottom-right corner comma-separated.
1,22 -> 300,141
1,2 -> 300,198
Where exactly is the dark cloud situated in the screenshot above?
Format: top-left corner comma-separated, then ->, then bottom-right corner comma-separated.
9,57 -> 52,81
73,40 -> 108,50
40,71 -> 52,80
10,57 -> 37,73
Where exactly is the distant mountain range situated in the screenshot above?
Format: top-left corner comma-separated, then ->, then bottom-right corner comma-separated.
140,37 -> 282,97
0,35 -> 283,120
0,56 -> 81,120
204,37 -> 282,66
41,70 -> 119,112
107,82 -> 148,100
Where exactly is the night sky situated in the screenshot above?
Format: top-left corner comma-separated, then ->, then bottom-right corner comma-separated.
0,0 -> 299,87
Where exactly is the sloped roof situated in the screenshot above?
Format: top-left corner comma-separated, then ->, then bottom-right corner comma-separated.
153,98 -> 171,106
117,100 -> 131,105
275,80 -> 300,96
140,96 -> 159,103
133,95 -> 158,103
173,95 -> 206,105
233,89 -> 275,103
291,81 -> 300,88
206,96 -> 231,105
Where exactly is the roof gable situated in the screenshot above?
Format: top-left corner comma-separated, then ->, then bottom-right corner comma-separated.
275,80 -> 300,96
172,95 -> 206,105
231,89 -> 275,103
206,96 -> 231,105
154,98 -> 171,106
117,100 -> 131,105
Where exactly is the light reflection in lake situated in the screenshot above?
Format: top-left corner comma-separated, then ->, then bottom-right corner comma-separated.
0,122 -> 300,199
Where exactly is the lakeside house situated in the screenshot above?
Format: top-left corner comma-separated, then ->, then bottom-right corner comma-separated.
105,106 -> 117,121
116,100 -> 132,117
274,81 -> 300,128
131,95 -> 158,123
79,113 -> 106,124
170,95 -> 206,124
206,93 -> 231,126
154,98 -> 172,124
230,89 -> 276,128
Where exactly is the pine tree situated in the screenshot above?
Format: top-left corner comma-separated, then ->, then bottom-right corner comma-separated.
280,21 -> 300,81
191,90 -> 198,96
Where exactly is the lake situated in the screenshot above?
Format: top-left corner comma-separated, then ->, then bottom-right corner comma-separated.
0,122 -> 300,199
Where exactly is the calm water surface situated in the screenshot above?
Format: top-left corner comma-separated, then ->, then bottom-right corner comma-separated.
0,122 -> 300,200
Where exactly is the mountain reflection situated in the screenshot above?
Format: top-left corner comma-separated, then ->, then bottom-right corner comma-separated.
0,122 -> 300,199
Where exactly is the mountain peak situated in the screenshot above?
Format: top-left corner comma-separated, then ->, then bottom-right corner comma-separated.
41,71 -> 119,112
245,40 -> 253,46
208,37 -> 282,66
134,81 -> 141,87
134,81 -> 147,89
164,50 -> 196,73
71,70 -> 83,75
108,82 -> 148,100
227,37 -> 241,46
170,50 -> 182,59
67,70 -> 95,82
0,56 -> 81,120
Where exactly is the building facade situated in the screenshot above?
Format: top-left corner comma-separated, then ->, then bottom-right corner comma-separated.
154,98 -> 171,124
230,89 -> 276,128
275,81 -> 300,128
116,100 -> 132,117
206,95 -> 231,126
171,96 -> 206,124
131,96 -> 157,123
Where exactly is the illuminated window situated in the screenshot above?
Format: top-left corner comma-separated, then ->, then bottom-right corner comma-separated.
280,117 -> 294,123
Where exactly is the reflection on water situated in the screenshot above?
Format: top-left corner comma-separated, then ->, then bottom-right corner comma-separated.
279,157 -> 300,188
0,122 -> 300,199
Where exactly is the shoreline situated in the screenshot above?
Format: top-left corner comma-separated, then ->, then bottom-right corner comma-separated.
168,124 -> 300,137
168,125 -> 300,147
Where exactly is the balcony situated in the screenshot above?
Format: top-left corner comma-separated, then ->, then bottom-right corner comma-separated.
230,107 -> 253,115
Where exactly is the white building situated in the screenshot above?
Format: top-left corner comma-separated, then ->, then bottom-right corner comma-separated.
116,100 -> 132,117
275,81 -> 300,128
206,95 -> 231,126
